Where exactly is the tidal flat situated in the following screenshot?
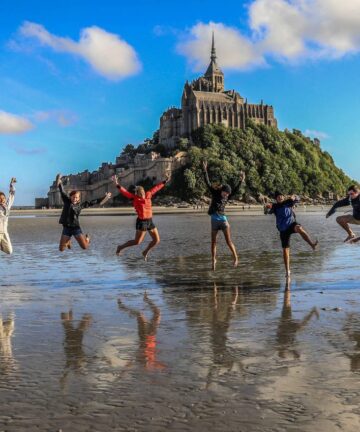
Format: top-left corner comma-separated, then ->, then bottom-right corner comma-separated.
1,212 -> 360,431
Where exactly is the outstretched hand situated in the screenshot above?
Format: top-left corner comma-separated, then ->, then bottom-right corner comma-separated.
265,203 -> 273,209
111,174 -> 119,185
10,177 -> 17,184
239,170 -> 246,182
100,192 -> 112,206
164,172 -> 171,183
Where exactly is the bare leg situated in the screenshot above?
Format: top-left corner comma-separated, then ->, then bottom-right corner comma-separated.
336,215 -> 356,241
223,226 -> 238,267
75,234 -> 91,250
211,230 -> 218,271
59,235 -> 71,252
283,247 -> 291,278
142,228 -> 160,261
116,230 -> 146,255
294,225 -> 318,250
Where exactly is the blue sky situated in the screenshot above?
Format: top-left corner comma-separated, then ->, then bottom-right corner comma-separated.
0,0 -> 359,204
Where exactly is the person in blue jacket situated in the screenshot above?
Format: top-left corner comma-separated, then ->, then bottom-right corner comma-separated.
265,192 -> 318,278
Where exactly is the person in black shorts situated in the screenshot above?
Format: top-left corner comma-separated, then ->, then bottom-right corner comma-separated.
112,173 -> 170,261
265,192 -> 318,278
56,174 -> 111,252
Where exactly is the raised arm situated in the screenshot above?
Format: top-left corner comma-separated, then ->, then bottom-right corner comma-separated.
229,171 -> 245,199
326,196 -> 350,218
111,175 -> 136,200
56,174 -> 71,203
202,161 -> 215,193
147,181 -> 165,198
82,192 -> 112,209
284,196 -> 300,207
148,173 -> 170,197
7,178 -> 16,209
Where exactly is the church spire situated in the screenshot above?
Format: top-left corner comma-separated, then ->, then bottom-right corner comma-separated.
204,32 -> 224,92
211,31 -> 216,62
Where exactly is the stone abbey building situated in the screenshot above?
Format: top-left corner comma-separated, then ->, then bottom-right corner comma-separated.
39,35 -> 277,208
159,34 -> 277,148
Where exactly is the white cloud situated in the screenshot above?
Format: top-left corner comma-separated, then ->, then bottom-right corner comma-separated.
305,129 -> 329,140
178,0 -> 360,70
0,111 -> 34,134
19,22 -> 141,80
249,0 -> 360,60
177,22 -> 264,71
33,110 -> 77,127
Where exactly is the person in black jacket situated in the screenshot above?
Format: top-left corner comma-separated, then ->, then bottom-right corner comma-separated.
202,161 -> 245,271
326,185 -> 360,242
56,174 -> 111,251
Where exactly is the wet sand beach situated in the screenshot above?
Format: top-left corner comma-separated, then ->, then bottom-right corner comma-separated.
1,212 -> 360,431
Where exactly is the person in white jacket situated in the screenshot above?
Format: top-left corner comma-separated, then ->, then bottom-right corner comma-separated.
0,178 -> 16,255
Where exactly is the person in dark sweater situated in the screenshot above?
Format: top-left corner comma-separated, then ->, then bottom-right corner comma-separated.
326,185 -> 360,242
202,161 -> 245,271
265,192 -> 318,278
56,174 -> 111,252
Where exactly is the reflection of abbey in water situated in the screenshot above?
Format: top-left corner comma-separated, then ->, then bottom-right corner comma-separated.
159,34 -> 277,148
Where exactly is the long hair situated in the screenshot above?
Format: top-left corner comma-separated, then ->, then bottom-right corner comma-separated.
135,186 -> 145,197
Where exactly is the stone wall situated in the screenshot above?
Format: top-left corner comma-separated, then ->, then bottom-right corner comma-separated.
47,154 -> 187,207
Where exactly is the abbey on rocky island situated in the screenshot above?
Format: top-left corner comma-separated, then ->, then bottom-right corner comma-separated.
159,33 -> 277,148
37,35 -> 277,208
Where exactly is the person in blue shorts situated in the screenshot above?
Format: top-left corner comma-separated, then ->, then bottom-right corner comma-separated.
203,161 -> 245,271
265,192 -> 318,278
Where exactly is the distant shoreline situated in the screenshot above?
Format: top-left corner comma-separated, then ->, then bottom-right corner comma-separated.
11,204 -> 333,217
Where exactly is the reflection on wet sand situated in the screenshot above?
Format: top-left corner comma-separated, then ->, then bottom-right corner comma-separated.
1,215 -> 360,431
0,313 -> 16,376
276,280 -> 319,359
343,314 -> 360,372
60,310 -> 92,388
117,292 -> 166,371
206,284 -> 243,389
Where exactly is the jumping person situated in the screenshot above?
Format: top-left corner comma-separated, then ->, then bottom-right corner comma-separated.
326,185 -> 360,242
111,173 -> 170,260
56,174 -> 111,252
265,192 -> 318,278
0,178 -> 16,256
202,161 -> 245,271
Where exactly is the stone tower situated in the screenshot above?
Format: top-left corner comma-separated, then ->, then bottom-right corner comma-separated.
204,32 -> 224,93
159,34 -> 278,148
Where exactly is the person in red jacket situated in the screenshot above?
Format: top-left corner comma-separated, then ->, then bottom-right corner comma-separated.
112,173 -> 170,260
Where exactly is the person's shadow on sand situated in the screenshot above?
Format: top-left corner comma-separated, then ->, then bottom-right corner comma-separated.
276,281 -> 319,359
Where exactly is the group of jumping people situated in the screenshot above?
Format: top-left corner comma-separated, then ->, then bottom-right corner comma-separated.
1,167 -> 359,278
